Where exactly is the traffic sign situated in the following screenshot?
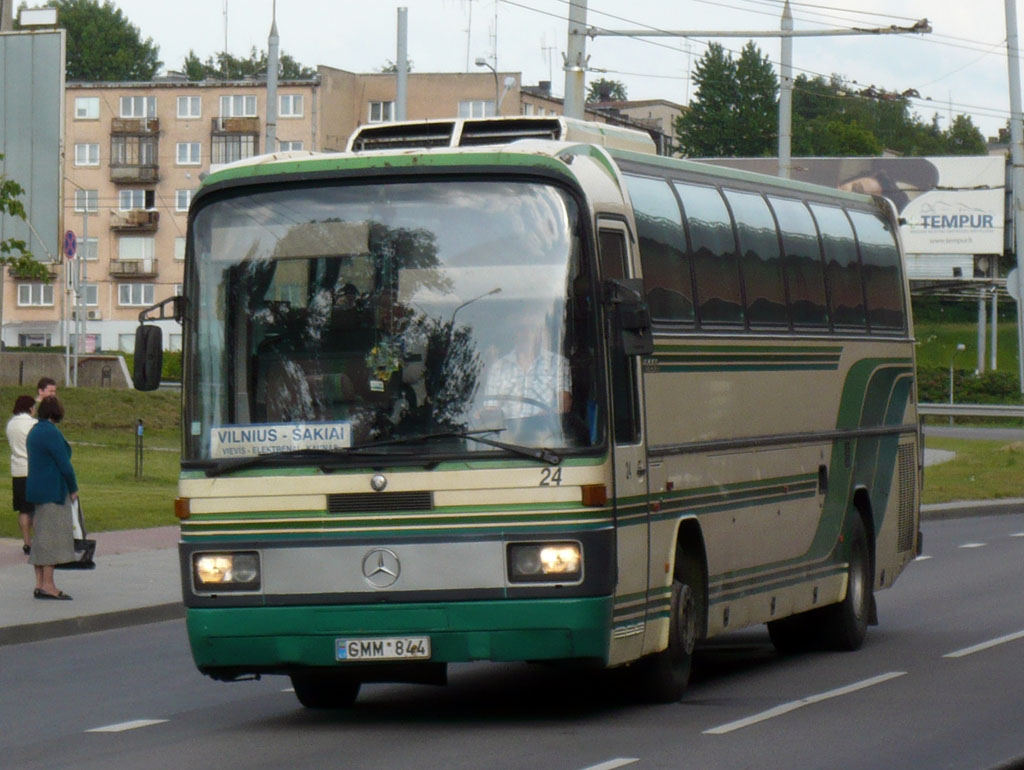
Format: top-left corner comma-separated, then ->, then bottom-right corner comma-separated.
63,230 -> 77,259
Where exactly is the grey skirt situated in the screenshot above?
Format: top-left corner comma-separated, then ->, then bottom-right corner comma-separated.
29,496 -> 77,566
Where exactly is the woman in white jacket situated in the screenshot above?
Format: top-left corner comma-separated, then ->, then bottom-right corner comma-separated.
5,395 -> 37,554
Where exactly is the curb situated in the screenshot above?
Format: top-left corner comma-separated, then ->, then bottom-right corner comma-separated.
0,602 -> 184,647
921,498 -> 1024,520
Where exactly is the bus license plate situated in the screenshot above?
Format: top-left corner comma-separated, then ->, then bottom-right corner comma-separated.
336,636 -> 431,661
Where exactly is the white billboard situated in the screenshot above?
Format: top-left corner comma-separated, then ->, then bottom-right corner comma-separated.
701,155 -> 1005,257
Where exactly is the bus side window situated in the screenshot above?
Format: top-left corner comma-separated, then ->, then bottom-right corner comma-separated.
768,196 -> 829,330
811,203 -> 867,331
847,210 -> 906,332
599,228 -> 641,444
675,181 -> 744,327
623,174 -> 694,323
724,189 -> 788,329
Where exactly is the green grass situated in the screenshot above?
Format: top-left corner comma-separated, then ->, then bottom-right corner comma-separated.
0,386 -> 181,538
914,321 -> 1019,372
923,435 -> 1024,504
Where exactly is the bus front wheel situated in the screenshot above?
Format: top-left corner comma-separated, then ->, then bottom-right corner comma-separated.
635,550 -> 704,703
290,671 -> 361,709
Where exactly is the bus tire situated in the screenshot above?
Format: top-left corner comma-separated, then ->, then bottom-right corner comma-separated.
290,671 -> 361,709
635,549 -> 704,703
817,513 -> 872,651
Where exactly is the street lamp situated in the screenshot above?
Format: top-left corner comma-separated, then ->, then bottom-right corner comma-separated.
474,57 -> 499,116
949,342 -> 966,424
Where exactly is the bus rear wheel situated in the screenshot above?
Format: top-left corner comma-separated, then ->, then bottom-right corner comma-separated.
290,671 -> 361,709
635,550 -> 703,703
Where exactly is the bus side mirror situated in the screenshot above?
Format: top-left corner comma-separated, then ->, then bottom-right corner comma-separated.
133,324 -> 163,391
604,278 -> 654,357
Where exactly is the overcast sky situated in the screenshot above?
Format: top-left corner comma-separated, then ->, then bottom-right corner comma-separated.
108,0 -> 1014,140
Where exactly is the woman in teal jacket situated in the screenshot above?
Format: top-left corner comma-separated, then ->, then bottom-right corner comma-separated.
26,396 -> 78,600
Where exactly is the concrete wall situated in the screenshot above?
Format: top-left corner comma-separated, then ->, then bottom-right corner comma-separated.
0,351 -> 131,388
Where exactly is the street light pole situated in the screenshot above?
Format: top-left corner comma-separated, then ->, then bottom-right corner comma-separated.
474,57 -> 500,115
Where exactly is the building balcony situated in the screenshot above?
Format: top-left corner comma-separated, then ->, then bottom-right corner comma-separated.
109,209 -> 159,231
109,258 -> 158,278
212,116 -> 260,134
110,164 -> 160,184
111,117 -> 159,134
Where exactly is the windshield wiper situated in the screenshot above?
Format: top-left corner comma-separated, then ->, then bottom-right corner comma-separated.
359,430 -> 561,465
203,446 -> 398,477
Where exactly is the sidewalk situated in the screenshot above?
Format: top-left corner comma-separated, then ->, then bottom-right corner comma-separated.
0,525 -> 182,646
2,492 -> 1023,647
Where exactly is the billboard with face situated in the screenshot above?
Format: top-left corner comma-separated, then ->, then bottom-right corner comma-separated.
701,155 -> 1005,257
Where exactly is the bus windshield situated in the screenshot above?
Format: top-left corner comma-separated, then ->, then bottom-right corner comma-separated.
185,179 -> 603,465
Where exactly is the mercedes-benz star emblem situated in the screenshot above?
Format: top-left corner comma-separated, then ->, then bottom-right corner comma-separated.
362,548 -> 400,588
370,473 -> 388,492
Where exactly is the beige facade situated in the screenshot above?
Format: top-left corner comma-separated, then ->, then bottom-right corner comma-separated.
3,78 -> 318,352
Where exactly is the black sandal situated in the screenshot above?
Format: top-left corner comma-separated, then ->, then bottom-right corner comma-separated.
34,589 -> 72,600
22,544 -> 30,555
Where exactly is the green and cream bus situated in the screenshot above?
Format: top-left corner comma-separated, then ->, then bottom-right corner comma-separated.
135,117 -> 921,708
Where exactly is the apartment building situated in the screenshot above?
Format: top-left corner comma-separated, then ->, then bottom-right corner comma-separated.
4,76 -> 318,352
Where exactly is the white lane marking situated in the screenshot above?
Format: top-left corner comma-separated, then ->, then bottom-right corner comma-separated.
959,542 -> 987,549
703,672 -> 906,735
944,629 -> 1024,659
282,687 -> 295,692
578,760 -> 639,770
1011,532 -> 1024,538
86,719 -> 168,733
914,555 -> 933,561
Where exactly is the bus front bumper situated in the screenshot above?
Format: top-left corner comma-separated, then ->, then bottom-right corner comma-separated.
186,597 -> 613,675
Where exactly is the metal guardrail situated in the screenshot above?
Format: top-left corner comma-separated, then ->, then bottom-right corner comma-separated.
918,403 -> 1024,418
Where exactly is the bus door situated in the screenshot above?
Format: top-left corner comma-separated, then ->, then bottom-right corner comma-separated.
598,221 -> 651,662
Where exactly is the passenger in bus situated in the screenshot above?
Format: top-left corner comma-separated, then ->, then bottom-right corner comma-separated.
481,311 -> 571,420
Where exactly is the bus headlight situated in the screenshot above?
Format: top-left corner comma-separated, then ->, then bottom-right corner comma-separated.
507,542 -> 582,582
193,552 -> 261,591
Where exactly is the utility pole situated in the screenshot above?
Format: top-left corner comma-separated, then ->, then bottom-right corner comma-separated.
563,0 -> 588,119
584,11 -> 930,174
1005,0 -> 1024,392
396,7 -> 408,121
778,1 -> 793,178
265,0 -> 278,154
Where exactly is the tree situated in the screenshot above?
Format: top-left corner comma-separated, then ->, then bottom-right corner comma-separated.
944,114 -> 987,155
675,43 -> 739,156
379,59 -> 414,73
24,0 -> 161,81
733,42 -> 778,156
0,156 -> 49,281
183,48 -> 316,80
586,78 -> 627,103
676,42 -> 778,157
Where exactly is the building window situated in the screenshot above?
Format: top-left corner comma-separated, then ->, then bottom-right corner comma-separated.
118,333 -> 135,353
220,94 -> 257,117
18,333 -> 51,347
174,237 -> 186,261
119,189 -> 155,210
118,236 -> 155,261
177,95 -> 201,118
174,283 -> 183,295
458,100 -> 495,118
111,135 -> 157,166
211,134 -> 256,164
74,143 -> 99,166
278,140 -> 303,151
118,283 -> 155,306
176,142 -> 201,165
74,189 -> 98,213
81,283 -> 98,306
368,101 -> 394,123
79,237 -> 99,261
120,95 -> 157,118
17,283 -> 54,306
175,189 -> 193,211
279,94 -> 304,117
75,96 -> 99,119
